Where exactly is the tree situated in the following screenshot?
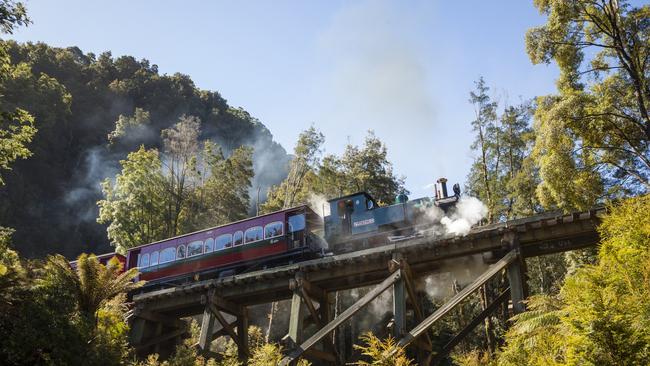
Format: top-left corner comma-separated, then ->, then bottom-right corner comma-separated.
108,107 -> 152,145
337,131 -> 406,204
99,115 -> 254,251
526,0 -> 650,209
98,146 -> 167,252
500,103 -> 537,219
0,1 -> 35,186
43,253 -> 143,322
0,1 -> 29,34
263,128 -> 406,213
262,127 -> 324,212
466,78 -> 500,223
191,142 -> 254,230
161,115 -> 201,237
497,295 -> 566,366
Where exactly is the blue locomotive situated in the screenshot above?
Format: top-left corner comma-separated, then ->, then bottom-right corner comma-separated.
324,178 -> 460,251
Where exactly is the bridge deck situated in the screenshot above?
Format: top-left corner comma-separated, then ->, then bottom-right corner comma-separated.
132,207 -> 604,317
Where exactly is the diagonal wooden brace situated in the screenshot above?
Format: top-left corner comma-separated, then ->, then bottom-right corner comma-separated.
393,250 -> 518,352
279,269 -> 403,365
432,287 -> 511,363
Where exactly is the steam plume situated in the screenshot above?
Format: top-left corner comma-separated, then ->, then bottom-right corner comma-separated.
440,196 -> 488,236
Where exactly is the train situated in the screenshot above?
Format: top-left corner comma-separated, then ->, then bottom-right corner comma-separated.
87,178 -> 460,287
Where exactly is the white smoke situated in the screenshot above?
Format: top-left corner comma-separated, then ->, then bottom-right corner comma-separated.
440,196 -> 488,236
307,193 -> 330,217
419,254 -> 489,301
422,195 -> 488,237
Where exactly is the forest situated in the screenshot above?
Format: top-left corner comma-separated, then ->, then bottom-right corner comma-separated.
1,0 -> 649,365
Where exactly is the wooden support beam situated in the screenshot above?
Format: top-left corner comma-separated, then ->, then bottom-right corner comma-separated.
203,289 -> 242,316
237,308 -> 249,360
198,303 -> 216,352
503,232 -> 527,314
318,293 -> 337,364
301,287 -> 323,327
507,256 -> 526,314
292,272 -> 326,303
397,257 -> 434,351
212,319 -> 238,339
394,250 -> 517,351
288,290 -> 305,345
209,304 -> 240,347
392,260 -> 406,338
432,288 -> 511,364
213,295 -> 243,316
279,269 -> 402,365
153,321 -> 164,354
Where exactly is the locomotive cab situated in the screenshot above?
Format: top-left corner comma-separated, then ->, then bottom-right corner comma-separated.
324,192 -> 379,246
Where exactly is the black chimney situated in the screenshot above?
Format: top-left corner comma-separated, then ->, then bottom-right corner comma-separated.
437,177 -> 448,198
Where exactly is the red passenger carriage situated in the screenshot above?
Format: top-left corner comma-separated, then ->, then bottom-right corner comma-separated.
125,205 -> 323,286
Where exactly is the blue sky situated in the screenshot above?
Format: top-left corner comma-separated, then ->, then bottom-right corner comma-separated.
9,0 -> 559,199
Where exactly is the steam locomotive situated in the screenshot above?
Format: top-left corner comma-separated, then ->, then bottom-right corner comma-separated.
94,178 -> 460,286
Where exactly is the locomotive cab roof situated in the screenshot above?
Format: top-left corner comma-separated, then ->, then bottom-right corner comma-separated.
327,192 -> 379,206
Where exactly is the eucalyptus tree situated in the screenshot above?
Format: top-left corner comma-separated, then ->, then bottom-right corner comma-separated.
527,0 -> 650,209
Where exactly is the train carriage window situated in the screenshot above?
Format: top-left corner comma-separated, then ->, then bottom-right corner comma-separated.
188,241 -> 203,257
216,234 -> 232,250
160,247 -> 175,263
139,253 -> 150,268
233,231 -> 243,246
204,238 -> 214,253
264,221 -> 284,239
288,214 -> 306,232
150,251 -> 159,266
244,227 -> 263,244
177,245 -> 186,259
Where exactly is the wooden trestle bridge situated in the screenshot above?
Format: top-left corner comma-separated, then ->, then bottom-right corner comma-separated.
129,207 -> 604,365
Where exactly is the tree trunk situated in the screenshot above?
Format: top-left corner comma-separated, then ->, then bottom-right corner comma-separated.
265,301 -> 277,342
479,283 -> 496,354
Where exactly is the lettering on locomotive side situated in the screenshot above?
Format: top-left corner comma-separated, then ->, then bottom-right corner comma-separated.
353,218 -> 375,227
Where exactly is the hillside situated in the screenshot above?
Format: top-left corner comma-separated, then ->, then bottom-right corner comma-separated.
0,41 -> 290,258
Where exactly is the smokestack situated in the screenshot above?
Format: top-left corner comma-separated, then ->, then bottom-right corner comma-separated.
437,178 -> 448,198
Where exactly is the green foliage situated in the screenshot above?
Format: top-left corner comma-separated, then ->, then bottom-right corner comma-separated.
526,0 -> 650,209
0,238 -> 139,364
98,116 -> 254,252
261,127 -> 325,212
453,349 -> 496,366
98,146 -> 167,251
0,1 -> 29,34
0,2 -> 36,186
497,295 -> 567,366
466,78 -> 537,223
498,194 -> 650,365
42,253 -> 143,321
192,142 -> 253,230
352,332 -> 414,366
108,108 -> 151,144
263,128 -> 406,213
136,324 -> 310,366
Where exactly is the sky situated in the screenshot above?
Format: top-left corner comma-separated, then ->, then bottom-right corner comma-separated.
8,0 -> 560,199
